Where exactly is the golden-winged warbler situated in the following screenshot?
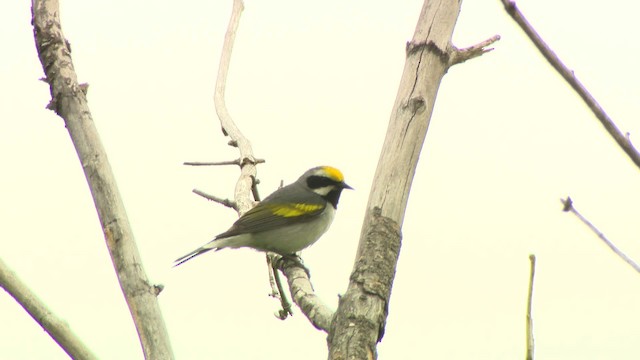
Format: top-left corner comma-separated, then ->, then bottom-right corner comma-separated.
174,166 -> 352,266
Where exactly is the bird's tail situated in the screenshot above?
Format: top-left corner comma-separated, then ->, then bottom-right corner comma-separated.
173,240 -> 219,267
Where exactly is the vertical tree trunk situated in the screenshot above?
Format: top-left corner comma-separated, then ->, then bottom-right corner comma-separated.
328,1 -> 465,358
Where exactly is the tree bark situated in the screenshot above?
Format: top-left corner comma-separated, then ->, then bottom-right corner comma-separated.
328,1 -> 467,358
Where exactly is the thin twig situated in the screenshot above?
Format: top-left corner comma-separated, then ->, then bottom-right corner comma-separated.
250,175 -> 261,202
561,197 -> 640,274
270,255 -> 293,320
501,0 -> 640,170
266,255 -> 280,298
192,189 -> 237,209
31,1 -> 174,358
0,258 -> 98,360
184,160 -> 238,166
183,158 -> 265,166
525,254 -> 536,360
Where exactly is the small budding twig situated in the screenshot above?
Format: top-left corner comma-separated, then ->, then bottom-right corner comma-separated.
561,197 -> 640,274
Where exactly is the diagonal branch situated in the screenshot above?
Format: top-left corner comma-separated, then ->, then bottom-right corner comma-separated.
561,197 -> 640,274
501,0 -> 640,170
0,258 -> 98,360
276,256 -> 333,332
31,1 -> 174,358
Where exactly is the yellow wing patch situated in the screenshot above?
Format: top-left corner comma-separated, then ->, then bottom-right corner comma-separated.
321,166 -> 344,182
271,203 -> 323,217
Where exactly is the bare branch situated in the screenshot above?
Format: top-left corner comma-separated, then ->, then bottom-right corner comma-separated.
211,0 -> 329,327
0,258 -> 98,360
266,255 -> 280,299
213,0 -> 257,215
192,189 -> 238,209
31,1 -> 174,358
183,158 -> 265,166
561,197 -> 640,274
450,34 -> 501,66
501,0 -> 640,170
276,257 -> 333,332
525,254 -> 536,360
269,255 -> 294,320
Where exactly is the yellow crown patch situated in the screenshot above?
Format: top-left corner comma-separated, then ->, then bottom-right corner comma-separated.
321,166 -> 345,182
272,203 -> 323,217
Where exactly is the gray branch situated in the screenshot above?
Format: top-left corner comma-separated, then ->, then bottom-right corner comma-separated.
277,256 -> 333,332
0,258 -> 98,360
31,1 -> 174,358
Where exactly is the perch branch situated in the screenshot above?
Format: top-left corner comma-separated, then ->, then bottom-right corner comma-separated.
562,197 -> 640,274
0,258 -> 98,360
31,1 -> 174,358
525,254 -> 536,360
501,0 -> 640,170
276,256 -> 333,332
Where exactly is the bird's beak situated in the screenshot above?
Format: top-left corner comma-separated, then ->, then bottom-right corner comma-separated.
341,182 -> 354,190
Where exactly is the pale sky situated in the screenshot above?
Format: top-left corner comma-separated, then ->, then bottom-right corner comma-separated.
2,0 -> 640,359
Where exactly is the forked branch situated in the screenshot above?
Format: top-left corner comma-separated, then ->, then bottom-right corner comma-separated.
209,0 -> 329,325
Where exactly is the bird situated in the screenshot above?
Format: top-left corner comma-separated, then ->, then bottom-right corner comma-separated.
174,166 -> 352,266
